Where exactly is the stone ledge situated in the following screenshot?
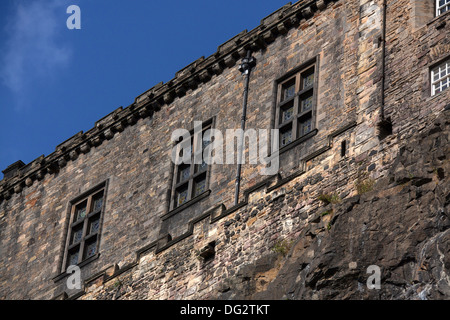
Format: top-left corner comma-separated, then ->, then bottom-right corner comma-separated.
160,190 -> 212,221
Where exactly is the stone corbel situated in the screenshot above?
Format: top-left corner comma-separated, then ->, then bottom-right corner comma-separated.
150,100 -> 162,112
80,142 -> 91,154
301,7 -> 314,19
237,47 -> 249,58
263,29 -> 276,44
211,61 -> 224,75
3,189 -> 12,200
13,183 -> 23,194
251,34 -> 266,50
187,75 -> 200,90
290,15 -> 300,26
69,149 -> 79,161
199,69 -> 212,82
113,121 -> 125,133
36,168 -> 47,180
175,84 -> 187,98
25,177 -> 34,187
276,22 -> 289,35
104,128 -> 114,140
138,105 -> 152,119
46,162 -> 59,174
163,90 -> 175,104
127,114 -> 138,125
91,135 -> 103,147
57,157 -> 67,169
224,55 -> 236,68
316,0 -> 327,10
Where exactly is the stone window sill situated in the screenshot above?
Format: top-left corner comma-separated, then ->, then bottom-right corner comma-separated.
278,129 -> 318,155
52,253 -> 100,283
427,10 -> 450,28
427,88 -> 450,102
162,189 -> 211,221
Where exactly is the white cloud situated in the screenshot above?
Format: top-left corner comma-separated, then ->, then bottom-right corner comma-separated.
1,0 -> 72,110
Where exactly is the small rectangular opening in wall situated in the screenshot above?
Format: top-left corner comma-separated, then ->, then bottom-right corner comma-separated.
199,241 -> 216,261
377,117 -> 393,140
341,140 -> 347,158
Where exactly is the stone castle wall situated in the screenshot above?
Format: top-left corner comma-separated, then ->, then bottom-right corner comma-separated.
0,0 -> 448,300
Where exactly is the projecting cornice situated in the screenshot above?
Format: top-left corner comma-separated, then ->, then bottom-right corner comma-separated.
0,0 -> 335,204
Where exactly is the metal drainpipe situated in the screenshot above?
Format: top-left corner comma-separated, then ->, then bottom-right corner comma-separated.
377,0 -> 392,138
380,0 -> 387,120
235,50 -> 256,206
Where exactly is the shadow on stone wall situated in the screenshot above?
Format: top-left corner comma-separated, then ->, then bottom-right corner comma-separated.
220,109 -> 450,300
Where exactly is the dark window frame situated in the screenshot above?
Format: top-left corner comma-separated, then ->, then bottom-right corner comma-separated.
169,119 -> 213,211
274,58 -> 318,150
61,181 -> 107,271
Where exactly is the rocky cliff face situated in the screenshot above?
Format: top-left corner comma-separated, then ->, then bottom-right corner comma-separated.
220,108 -> 450,300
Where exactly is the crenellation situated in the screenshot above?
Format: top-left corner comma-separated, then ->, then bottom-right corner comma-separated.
260,2 -> 293,26
95,106 -> 123,129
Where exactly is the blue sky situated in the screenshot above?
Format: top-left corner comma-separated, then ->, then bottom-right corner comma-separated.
0,0 -> 289,176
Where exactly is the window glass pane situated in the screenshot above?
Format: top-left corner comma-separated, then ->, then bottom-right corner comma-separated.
195,160 -> 208,173
183,145 -> 192,158
432,70 -> 439,82
194,178 -> 207,197
202,135 -> 211,150
280,128 -> 293,147
284,85 -> 295,100
302,72 -> 314,89
195,129 -> 212,172
444,5 -> 450,14
84,241 -> 97,259
178,165 -> 191,183
281,79 -> 296,102
89,216 -> 100,234
301,95 -> 313,112
71,227 -> 83,244
281,104 -> 294,123
176,187 -> 189,207
300,118 -> 312,136
92,194 -> 103,212
178,142 -> 192,163
68,250 -> 79,266
75,201 -> 87,221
